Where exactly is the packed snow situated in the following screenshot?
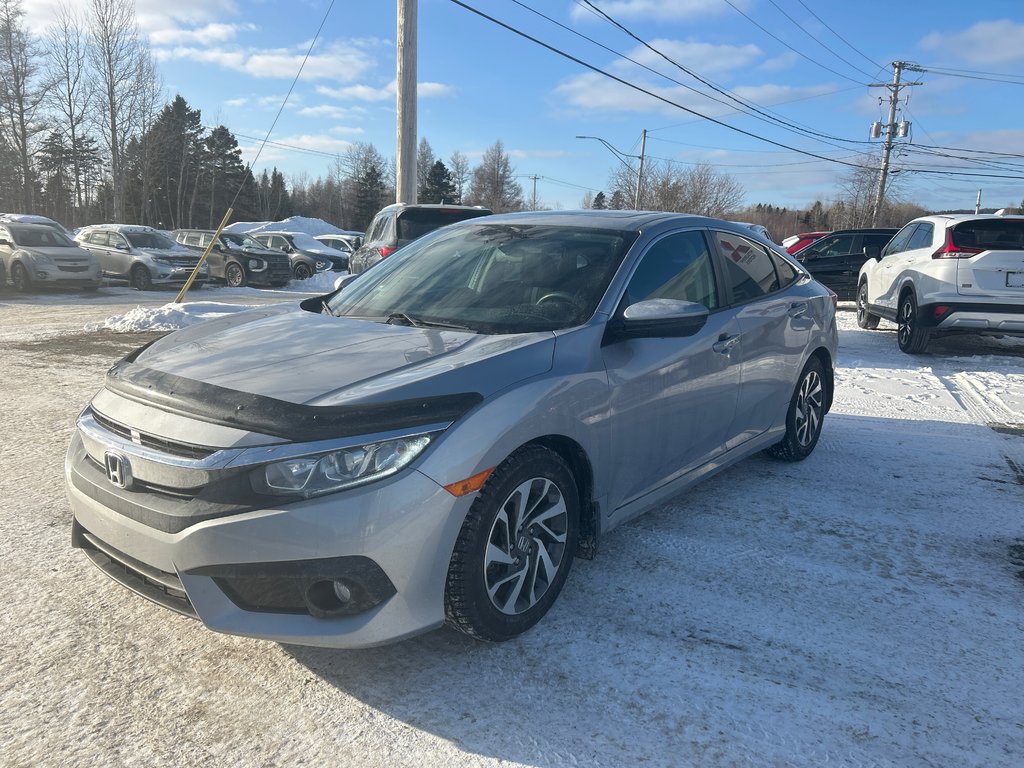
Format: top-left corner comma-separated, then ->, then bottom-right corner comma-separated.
224,215 -> 360,238
1,293 -> 1022,767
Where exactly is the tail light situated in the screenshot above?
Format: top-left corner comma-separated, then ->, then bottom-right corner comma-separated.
932,229 -> 982,259
827,287 -> 838,309
378,246 -> 396,259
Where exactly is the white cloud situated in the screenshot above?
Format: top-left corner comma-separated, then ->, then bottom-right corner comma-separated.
760,52 -> 799,73
153,42 -> 374,83
149,22 -> 254,46
298,105 -> 363,120
626,39 -> 763,77
569,0 -> 742,22
315,80 -> 454,102
225,97 -> 249,107
508,149 -> 570,159
919,20 -> 1024,67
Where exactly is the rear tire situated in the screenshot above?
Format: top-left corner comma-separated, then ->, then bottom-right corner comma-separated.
130,264 -> 152,291
445,445 -> 579,642
766,357 -> 827,462
856,282 -> 880,329
294,263 -> 312,280
897,291 -> 930,354
11,262 -> 30,293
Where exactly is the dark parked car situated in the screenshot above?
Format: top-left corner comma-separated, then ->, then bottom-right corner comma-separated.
349,204 -> 492,274
173,229 -> 292,287
314,233 -> 363,255
793,228 -> 897,300
251,232 -> 342,278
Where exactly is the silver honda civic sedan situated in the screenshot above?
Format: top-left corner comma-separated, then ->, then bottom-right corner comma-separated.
65,210 -> 837,647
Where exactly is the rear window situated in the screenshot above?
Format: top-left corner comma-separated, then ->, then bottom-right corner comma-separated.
396,208 -> 491,242
953,220 -> 1024,251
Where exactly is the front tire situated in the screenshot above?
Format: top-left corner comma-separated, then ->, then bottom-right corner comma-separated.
293,262 -> 312,280
445,445 -> 579,642
11,262 -> 30,293
130,264 -> 152,291
897,291 -> 930,354
766,357 -> 827,462
856,282 -> 880,329
225,261 -> 246,287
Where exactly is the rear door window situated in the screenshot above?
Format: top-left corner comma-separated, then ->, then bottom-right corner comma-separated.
905,222 -> 934,251
396,208 -> 491,243
714,231 -> 781,303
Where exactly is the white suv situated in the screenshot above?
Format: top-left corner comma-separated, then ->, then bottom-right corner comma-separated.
856,214 -> 1024,353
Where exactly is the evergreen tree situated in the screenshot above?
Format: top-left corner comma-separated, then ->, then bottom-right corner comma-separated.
608,189 -> 627,210
592,191 -> 607,209
420,159 -> 456,204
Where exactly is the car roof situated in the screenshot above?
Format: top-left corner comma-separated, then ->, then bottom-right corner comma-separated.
450,208 -> 752,233
914,213 -> 1024,225
80,223 -> 158,233
826,228 -> 898,235
1,221 -> 69,232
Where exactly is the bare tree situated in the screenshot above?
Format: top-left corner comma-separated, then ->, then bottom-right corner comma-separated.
448,150 -> 470,204
88,0 -> 159,222
415,136 -> 433,198
466,139 -> 523,213
609,159 -> 743,216
0,0 -> 50,210
45,2 -> 92,223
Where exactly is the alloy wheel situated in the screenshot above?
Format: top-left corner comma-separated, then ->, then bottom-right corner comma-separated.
484,477 -> 569,616
794,369 -> 824,447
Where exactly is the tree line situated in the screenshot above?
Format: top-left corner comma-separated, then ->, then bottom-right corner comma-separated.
1,0 -> 937,239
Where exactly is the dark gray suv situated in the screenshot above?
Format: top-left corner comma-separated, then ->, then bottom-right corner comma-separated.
174,229 -> 292,288
793,228 -> 897,300
349,204 -> 492,274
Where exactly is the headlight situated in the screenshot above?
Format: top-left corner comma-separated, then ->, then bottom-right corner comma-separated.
248,258 -> 265,270
255,433 -> 435,498
152,256 -> 172,264
29,252 -> 54,265
315,260 -> 330,271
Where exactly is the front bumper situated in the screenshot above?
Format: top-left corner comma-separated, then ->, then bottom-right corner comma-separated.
65,430 -> 473,648
29,265 -> 102,286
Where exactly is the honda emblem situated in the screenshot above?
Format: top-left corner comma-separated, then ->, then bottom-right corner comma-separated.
104,451 -> 133,490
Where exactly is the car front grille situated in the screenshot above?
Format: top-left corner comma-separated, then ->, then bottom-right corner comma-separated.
73,520 -> 197,618
92,409 -> 216,460
57,265 -> 90,272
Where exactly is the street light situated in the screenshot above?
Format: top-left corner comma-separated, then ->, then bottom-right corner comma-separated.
575,130 -> 647,210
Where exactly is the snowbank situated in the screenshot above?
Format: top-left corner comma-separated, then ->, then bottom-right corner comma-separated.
84,301 -> 258,333
224,216 -> 358,238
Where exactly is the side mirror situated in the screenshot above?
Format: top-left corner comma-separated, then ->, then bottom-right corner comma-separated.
863,244 -> 880,260
606,299 -> 709,343
115,242 -> 128,251
0,238 -> 9,247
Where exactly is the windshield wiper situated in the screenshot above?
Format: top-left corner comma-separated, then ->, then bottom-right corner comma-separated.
385,312 -> 474,332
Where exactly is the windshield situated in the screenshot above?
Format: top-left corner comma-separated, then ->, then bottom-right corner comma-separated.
125,231 -> 178,249
221,232 -> 264,249
9,226 -> 75,247
328,222 -> 637,334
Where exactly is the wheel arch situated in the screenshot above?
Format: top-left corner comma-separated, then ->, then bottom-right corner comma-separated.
808,346 -> 834,413
522,434 -> 599,560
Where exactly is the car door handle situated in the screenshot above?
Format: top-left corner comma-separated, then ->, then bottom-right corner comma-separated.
713,334 -> 740,354
788,301 -> 808,318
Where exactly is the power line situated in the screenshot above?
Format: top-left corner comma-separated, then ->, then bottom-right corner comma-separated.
717,0 -> 868,86
445,0 -> 869,169
514,0 -> 872,154
793,0 -> 884,74
914,64 -> 1024,86
762,0 -> 879,80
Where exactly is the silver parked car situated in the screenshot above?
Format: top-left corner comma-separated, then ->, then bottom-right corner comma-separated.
76,224 -> 208,291
66,211 -> 837,647
0,222 -> 102,292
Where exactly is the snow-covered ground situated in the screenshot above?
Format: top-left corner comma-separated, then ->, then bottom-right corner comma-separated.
0,294 -> 1022,767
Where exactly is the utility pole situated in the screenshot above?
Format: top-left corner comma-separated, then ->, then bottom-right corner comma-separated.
634,128 -> 647,211
869,61 -> 921,226
396,0 -> 417,204
975,189 -> 982,214
525,175 -> 542,210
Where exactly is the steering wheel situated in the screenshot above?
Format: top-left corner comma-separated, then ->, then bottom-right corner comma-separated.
536,291 -> 576,306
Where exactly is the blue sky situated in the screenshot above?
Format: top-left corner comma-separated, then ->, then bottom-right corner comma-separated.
26,0 -> 1024,214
